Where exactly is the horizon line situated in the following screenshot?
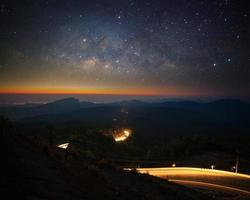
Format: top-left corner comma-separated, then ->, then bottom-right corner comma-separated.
0,89 -> 249,99
0,88 -> 200,96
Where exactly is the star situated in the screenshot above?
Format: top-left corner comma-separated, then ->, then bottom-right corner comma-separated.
0,0 -> 249,97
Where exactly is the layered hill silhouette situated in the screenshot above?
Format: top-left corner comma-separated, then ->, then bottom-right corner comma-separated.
0,97 -> 96,120
1,98 -> 250,199
1,98 -> 250,136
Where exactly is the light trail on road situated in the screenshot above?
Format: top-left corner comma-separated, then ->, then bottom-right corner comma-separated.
169,179 -> 250,195
124,167 -> 250,196
135,167 -> 250,179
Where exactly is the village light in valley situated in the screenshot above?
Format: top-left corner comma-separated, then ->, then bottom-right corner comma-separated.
113,129 -> 131,142
57,143 -> 70,149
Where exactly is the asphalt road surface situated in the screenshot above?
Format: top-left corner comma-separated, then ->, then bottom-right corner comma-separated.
127,167 -> 250,198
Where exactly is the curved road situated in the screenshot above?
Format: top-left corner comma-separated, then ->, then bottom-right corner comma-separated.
125,167 -> 250,197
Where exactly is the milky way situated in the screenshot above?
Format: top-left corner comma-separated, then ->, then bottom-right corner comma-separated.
0,0 -> 250,97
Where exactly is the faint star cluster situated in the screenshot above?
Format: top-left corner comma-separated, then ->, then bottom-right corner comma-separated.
0,0 -> 250,96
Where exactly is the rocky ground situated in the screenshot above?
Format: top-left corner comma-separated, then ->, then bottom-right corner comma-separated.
0,132 -> 213,200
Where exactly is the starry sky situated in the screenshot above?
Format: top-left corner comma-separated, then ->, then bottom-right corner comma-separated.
0,0 -> 250,98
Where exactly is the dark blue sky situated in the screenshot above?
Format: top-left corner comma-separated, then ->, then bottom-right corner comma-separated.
0,0 -> 250,98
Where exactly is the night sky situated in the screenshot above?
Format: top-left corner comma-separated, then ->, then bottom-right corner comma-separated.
1,0 -> 250,98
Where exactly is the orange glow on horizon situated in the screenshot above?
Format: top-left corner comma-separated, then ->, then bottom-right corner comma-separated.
0,87 -> 198,96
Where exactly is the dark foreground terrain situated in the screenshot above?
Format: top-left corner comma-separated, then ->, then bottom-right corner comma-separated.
1,98 -> 250,199
0,132 -> 213,200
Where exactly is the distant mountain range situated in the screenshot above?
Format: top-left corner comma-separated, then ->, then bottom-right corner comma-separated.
0,97 -> 250,136
0,97 -> 97,120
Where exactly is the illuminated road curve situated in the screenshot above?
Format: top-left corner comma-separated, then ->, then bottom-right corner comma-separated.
125,167 -> 250,195
169,179 -> 250,195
